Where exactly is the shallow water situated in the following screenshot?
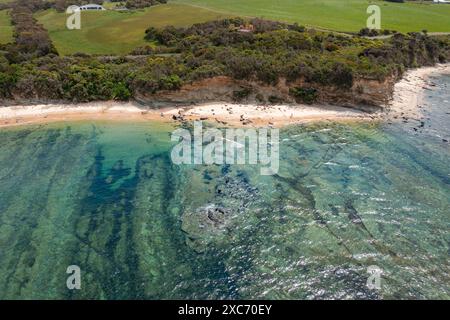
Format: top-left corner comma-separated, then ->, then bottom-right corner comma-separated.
0,75 -> 449,299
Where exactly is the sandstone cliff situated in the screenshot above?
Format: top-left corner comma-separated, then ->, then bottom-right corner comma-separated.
135,75 -> 397,113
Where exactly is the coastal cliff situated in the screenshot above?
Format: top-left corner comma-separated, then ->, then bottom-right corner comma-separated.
1,15 -> 449,112
136,74 -> 397,112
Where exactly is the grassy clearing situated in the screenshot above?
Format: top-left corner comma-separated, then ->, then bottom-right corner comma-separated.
175,0 -> 450,33
34,1 -> 450,55
0,10 -> 13,44
35,3 -> 230,55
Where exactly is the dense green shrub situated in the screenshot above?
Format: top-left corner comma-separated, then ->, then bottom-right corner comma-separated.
158,75 -> 182,90
125,0 -> 167,9
0,13 -> 449,103
188,64 -> 224,81
268,95 -> 283,104
289,87 -> 318,104
233,87 -> 252,101
111,82 -> 131,100
5,0 -> 57,63
329,62 -> 354,89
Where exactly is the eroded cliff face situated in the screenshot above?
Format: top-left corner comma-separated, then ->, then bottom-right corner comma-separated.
0,74 -> 398,111
136,77 -> 242,107
135,75 -> 397,112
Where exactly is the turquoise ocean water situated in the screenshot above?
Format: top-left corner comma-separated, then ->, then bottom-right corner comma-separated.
0,74 -> 449,299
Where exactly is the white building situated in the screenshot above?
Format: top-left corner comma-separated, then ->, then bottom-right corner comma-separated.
79,4 -> 106,10
433,0 -> 450,4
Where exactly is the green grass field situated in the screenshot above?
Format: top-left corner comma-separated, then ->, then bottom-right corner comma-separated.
34,0 -> 450,56
35,3 -> 230,55
176,0 -> 450,33
0,10 -> 13,44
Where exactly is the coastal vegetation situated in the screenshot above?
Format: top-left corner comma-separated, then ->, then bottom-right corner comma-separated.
0,0 -> 449,107
124,0 -> 168,9
0,9 -> 13,44
7,0 -> 56,61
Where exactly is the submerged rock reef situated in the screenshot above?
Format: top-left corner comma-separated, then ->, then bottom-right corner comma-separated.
181,166 -> 260,253
0,91 -> 449,299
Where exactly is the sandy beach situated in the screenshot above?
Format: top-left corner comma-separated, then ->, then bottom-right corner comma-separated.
0,63 -> 448,128
0,101 -> 374,128
387,63 -> 450,121
0,102 -> 169,128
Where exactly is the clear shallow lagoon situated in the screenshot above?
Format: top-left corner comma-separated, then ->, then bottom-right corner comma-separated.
0,74 -> 449,299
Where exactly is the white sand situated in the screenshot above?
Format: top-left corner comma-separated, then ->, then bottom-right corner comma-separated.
0,102 -> 142,117
0,102 -> 164,127
0,101 -> 371,128
387,63 -> 450,121
170,103 -> 371,127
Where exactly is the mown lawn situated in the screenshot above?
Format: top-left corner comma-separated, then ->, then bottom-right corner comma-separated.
176,0 -> 450,33
0,10 -> 13,44
35,3 -> 231,55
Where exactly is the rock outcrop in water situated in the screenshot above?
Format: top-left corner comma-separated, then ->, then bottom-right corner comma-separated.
181,167 -> 260,253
